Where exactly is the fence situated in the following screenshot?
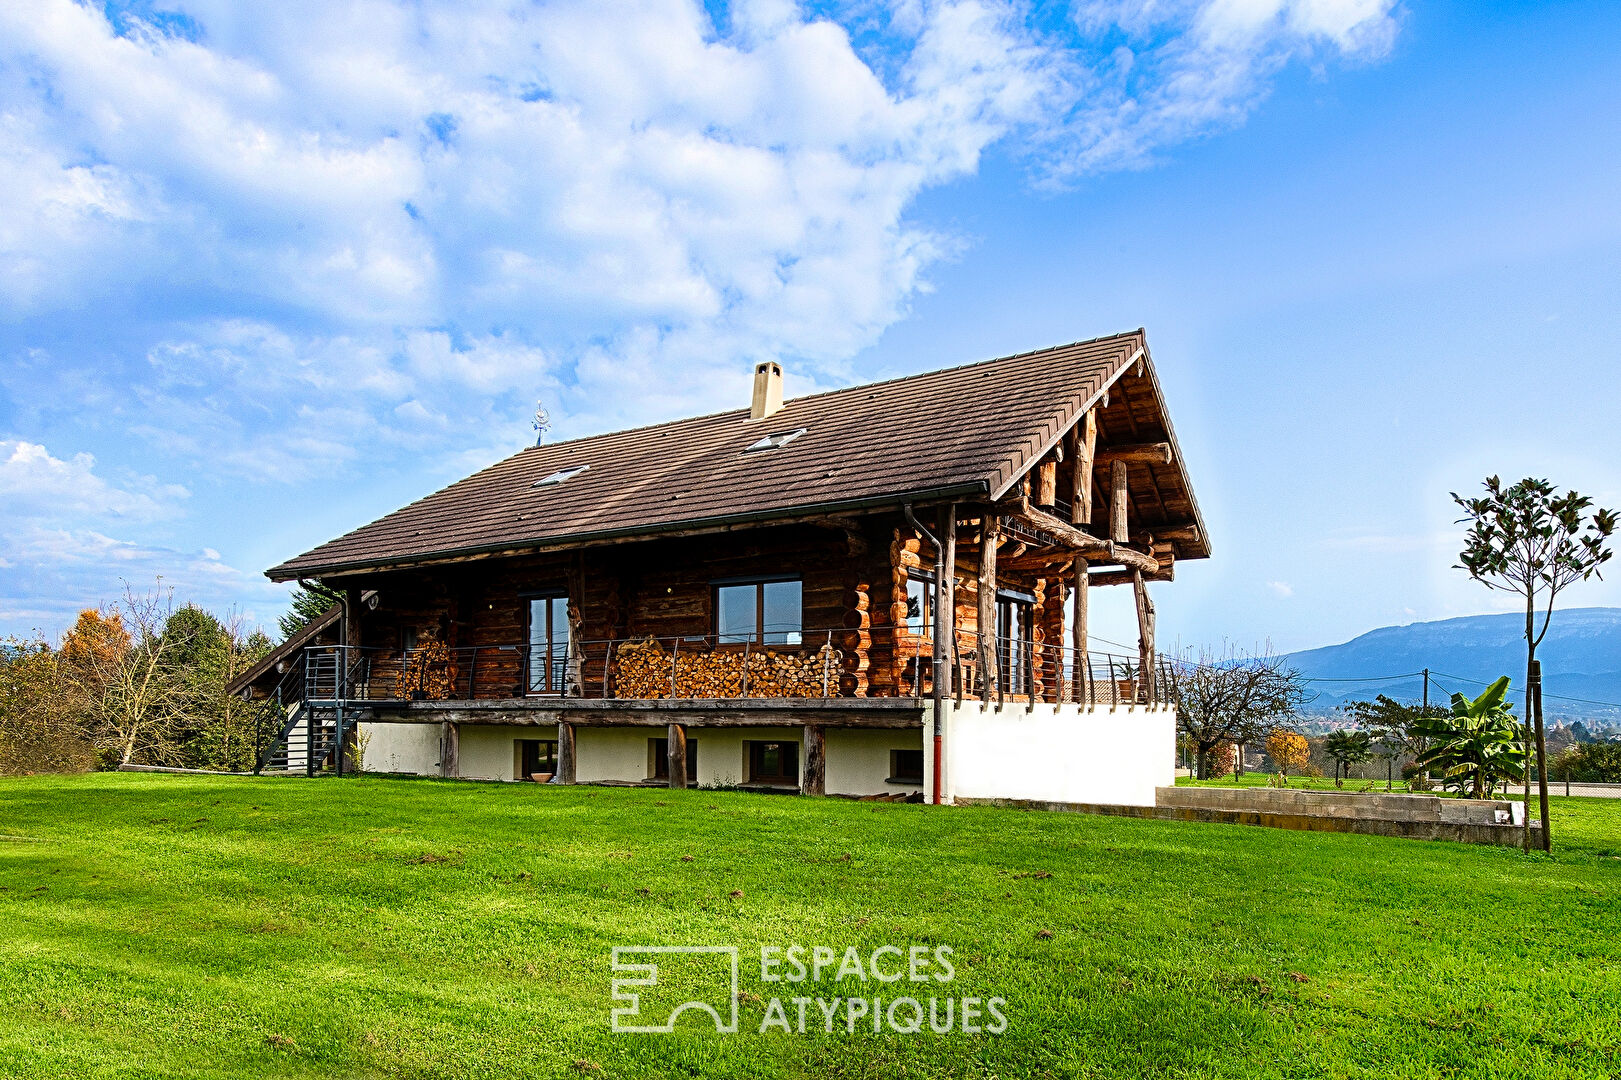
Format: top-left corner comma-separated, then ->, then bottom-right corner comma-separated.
291,624 -> 1172,708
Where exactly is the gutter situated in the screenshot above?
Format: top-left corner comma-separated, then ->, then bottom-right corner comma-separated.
268,481 -> 989,582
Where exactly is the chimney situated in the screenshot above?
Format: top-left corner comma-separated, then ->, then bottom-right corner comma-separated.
750,361 -> 783,421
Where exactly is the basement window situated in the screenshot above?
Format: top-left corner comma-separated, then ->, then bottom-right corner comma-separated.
533,464 -> 588,486
889,749 -> 924,785
744,427 -> 807,453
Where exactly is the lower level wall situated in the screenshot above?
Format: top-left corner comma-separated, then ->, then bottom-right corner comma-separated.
942,701 -> 1175,808
357,720 -> 924,797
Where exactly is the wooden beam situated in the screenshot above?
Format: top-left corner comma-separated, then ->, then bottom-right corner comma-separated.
1009,506 -> 1111,555
557,721 -> 576,783
1000,553 -> 1076,574
1098,442 -> 1172,466
1071,408 -> 1097,525
1130,523 -> 1201,546
801,724 -> 826,796
977,515 -> 1000,701
1110,459 -> 1129,543
667,723 -> 688,789
1133,570 -> 1157,703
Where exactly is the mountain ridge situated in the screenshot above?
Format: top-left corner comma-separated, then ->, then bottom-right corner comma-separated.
1283,607 -> 1621,720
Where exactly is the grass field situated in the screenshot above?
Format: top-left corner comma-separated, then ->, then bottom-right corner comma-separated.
2,774 -> 1619,1079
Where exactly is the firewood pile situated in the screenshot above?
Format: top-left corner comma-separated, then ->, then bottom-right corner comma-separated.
612,637 -> 842,698
395,638 -> 456,700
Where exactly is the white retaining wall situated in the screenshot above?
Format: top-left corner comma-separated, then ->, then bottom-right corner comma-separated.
941,700 -> 1176,808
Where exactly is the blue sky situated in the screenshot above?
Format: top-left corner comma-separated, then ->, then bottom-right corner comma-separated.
2,0 -> 1618,655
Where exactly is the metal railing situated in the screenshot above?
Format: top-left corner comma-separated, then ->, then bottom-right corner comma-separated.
292,624 -> 1171,708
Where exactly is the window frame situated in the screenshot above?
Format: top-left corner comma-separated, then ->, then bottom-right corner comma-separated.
522,589 -> 571,696
888,748 -> 924,785
711,575 -> 803,646
745,739 -> 799,786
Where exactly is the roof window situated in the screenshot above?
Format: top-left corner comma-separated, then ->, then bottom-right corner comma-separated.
533,464 -> 589,486
745,427 -> 807,453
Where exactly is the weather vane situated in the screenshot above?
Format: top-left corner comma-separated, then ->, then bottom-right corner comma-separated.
532,400 -> 551,446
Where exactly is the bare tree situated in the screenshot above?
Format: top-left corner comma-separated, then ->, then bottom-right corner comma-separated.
1454,476 -> 1616,850
65,586 -> 189,767
1166,648 -> 1311,779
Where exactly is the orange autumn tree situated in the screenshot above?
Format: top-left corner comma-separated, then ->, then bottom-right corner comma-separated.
1266,729 -> 1310,786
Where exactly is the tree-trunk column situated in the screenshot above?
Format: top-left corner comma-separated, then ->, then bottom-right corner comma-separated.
441,721 -> 460,779
1133,570 -> 1156,704
801,724 -> 826,796
667,723 -> 688,789
557,721 -> 576,784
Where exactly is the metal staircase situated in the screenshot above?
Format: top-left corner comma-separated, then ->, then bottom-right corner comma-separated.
254,648 -> 369,776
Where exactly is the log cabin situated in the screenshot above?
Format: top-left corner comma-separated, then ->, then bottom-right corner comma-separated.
230,329 -> 1209,807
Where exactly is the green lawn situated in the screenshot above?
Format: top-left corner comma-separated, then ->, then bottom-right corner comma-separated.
2,774 -> 1619,1079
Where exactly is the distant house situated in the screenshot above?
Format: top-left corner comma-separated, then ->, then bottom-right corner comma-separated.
231,329 -> 1208,807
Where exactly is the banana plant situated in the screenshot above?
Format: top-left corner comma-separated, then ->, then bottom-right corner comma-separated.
1411,677 -> 1526,799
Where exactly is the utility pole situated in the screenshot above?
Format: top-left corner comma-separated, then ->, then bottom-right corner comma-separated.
1422,669 -> 1429,712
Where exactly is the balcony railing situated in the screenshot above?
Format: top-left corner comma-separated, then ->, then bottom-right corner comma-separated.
295,625 -> 1172,709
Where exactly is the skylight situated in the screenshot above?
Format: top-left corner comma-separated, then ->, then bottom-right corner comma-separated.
533,464 -> 589,486
745,427 -> 807,453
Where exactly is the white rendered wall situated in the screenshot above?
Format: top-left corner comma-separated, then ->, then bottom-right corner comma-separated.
360,722 -> 441,776
942,701 -> 1176,808
824,728 -> 924,797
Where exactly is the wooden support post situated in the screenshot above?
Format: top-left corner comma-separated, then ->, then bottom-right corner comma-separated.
1072,408 -> 1097,524
1072,557 -> 1089,703
441,721 -> 460,779
938,504 -> 956,698
557,721 -> 576,784
667,723 -> 688,789
1133,570 -> 1156,704
1036,458 -> 1058,507
801,724 -> 825,796
1110,459 -> 1129,543
977,515 -> 1000,701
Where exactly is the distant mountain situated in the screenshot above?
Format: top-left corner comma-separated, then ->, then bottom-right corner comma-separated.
1284,608 -> 1621,721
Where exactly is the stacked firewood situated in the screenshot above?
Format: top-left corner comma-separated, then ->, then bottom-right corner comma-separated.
396,638 -> 455,700
612,637 -> 842,698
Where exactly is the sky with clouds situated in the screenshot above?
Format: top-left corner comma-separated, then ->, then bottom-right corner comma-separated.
1,0 -> 1618,653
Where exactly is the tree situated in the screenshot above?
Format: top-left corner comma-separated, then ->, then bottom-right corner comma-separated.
1166,649 -> 1310,779
278,582 -> 342,642
1411,677 -> 1526,799
66,588 -> 189,767
1344,695 -> 1451,790
0,638 -> 96,775
1323,730 -> 1373,787
1266,729 -> 1309,785
1454,476 -> 1616,848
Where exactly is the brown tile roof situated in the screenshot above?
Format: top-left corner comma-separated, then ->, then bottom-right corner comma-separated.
268,330 -> 1208,580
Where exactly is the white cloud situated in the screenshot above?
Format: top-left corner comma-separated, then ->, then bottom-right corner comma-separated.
0,439 -> 187,520
1267,580 -> 1294,597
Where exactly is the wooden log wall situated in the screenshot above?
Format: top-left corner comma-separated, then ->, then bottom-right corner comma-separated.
346,521 -> 894,699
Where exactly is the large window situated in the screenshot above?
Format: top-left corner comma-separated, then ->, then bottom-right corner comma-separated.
526,593 -> 570,694
746,740 -> 799,786
715,578 -> 802,644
